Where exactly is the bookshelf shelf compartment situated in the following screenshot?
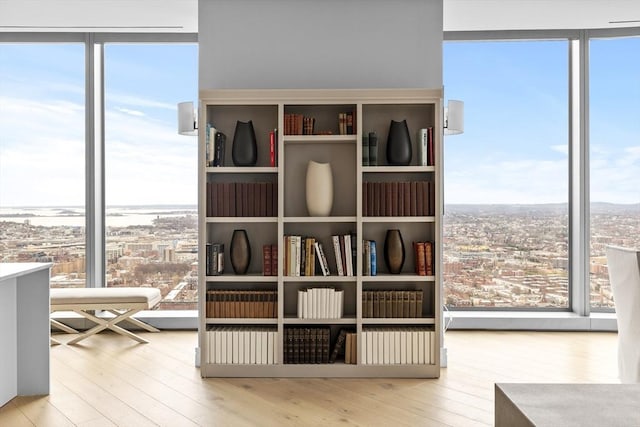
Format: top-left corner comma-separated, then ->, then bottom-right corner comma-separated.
199,88 -> 442,378
284,216 -> 357,223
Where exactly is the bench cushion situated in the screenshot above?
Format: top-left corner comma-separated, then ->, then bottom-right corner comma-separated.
51,287 -> 162,309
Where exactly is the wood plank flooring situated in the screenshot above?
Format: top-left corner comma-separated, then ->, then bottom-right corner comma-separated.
1,330 -> 619,426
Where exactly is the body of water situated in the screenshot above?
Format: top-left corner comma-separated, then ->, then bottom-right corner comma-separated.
0,206 -> 197,227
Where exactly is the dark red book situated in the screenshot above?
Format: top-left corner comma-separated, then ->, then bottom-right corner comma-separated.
398,182 -> 404,216
260,182 -> 267,216
266,182 -> 273,216
207,183 -> 213,216
217,183 -> 224,218
391,182 -> 398,216
410,181 -> 418,216
414,242 -> 427,276
403,182 -> 411,217
416,182 -> 423,216
420,181 -> 429,216
247,183 -> 254,216
429,181 -> 435,216
385,182 -> 392,217
271,244 -> 278,276
425,241 -> 433,275
269,129 -> 277,167
242,183 -> 249,217
362,182 -> 368,216
263,245 -> 272,276
229,183 -> 236,216
222,183 -> 230,216
427,126 -> 434,166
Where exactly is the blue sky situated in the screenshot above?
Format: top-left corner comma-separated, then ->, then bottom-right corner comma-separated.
444,37 -> 640,205
0,43 -> 197,207
0,38 -> 638,207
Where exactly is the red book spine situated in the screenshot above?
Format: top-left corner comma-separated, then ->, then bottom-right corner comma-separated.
263,245 -> 272,276
269,130 -> 277,167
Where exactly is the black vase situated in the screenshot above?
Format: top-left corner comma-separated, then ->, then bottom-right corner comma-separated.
386,119 -> 412,166
232,120 -> 258,166
230,229 -> 251,274
384,229 -> 405,274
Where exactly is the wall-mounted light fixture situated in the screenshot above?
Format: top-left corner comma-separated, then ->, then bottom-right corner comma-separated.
444,100 -> 464,136
178,101 -> 198,136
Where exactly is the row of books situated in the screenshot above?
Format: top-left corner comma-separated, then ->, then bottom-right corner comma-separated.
296,288 -> 344,319
206,290 -> 277,318
362,290 -> 424,318
362,181 -> 435,217
206,182 -> 277,217
413,241 -> 434,276
330,329 -> 357,364
207,327 -> 278,365
337,112 -> 355,135
284,327 -> 330,364
284,113 -> 315,135
262,244 -> 278,276
362,240 -> 378,276
283,234 -> 357,277
361,132 -> 379,166
205,243 -> 224,276
361,327 -> 436,365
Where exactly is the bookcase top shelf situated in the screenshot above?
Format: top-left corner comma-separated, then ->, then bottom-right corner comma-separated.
205,275 -> 278,282
362,275 -> 436,282
284,135 -> 357,144
283,317 -> 357,325
363,318 -> 436,325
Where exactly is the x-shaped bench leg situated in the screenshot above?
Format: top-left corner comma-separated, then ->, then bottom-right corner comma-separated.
68,308 -> 149,344
106,309 -> 160,332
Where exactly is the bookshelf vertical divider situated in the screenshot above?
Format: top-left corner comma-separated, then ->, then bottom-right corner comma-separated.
199,89 -> 443,378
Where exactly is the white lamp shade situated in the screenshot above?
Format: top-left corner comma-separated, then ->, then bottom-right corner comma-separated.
178,101 -> 197,136
444,100 -> 464,135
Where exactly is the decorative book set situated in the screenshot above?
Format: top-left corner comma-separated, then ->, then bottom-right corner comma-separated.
283,112 -> 354,135
207,327 -> 278,365
361,327 -> 436,365
362,181 -> 435,216
296,288 -> 344,319
206,182 -> 277,217
283,233 -> 356,277
206,290 -> 277,318
362,290 -> 424,318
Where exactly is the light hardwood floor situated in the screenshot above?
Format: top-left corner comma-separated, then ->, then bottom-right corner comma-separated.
1,330 -> 619,427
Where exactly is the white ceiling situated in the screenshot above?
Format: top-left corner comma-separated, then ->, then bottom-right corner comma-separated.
0,0 -> 639,32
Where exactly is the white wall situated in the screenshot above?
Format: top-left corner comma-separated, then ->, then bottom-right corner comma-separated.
198,0 -> 443,89
0,0 -> 198,32
444,0 -> 640,31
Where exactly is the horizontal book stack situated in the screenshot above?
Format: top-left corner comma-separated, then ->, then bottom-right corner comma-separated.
206,182 -> 277,217
297,288 -> 344,319
283,235 -> 331,276
205,243 -> 224,276
284,113 -> 315,135
361,327 -> 436,365
413,241 -> 434,276
284,327 -> 330,364
362,181 -> 435,216
362,239 -> 377,276
206,290 -> 277,318
262,244 -> 278,276
338,112 -> 354,135
362,290 -> 423,318
207,326 -> 277,364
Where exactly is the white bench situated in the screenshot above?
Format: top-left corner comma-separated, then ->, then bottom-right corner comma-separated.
50,287 -> 162,344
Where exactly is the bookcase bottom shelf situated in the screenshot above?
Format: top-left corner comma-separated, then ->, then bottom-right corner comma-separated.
200,363 -> 440,378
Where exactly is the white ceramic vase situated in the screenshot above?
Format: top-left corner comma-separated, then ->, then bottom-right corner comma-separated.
305,160 -> 333,216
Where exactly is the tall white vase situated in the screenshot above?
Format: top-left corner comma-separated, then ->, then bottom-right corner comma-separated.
305,160 -> 333,216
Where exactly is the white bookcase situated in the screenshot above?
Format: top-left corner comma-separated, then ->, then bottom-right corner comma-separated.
198,88 -> 443,377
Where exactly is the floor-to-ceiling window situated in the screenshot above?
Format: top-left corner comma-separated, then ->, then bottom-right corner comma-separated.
0,42 -> 87,288
589,35 -> 640,311
443,39 -> 570,309
103,42 -> 198,310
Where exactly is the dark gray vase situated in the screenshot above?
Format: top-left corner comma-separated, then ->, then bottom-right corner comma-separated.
386,119 -> 412,166
232,120 -> 258,166
230,229 -> 251,274
384,229 -> 405,274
